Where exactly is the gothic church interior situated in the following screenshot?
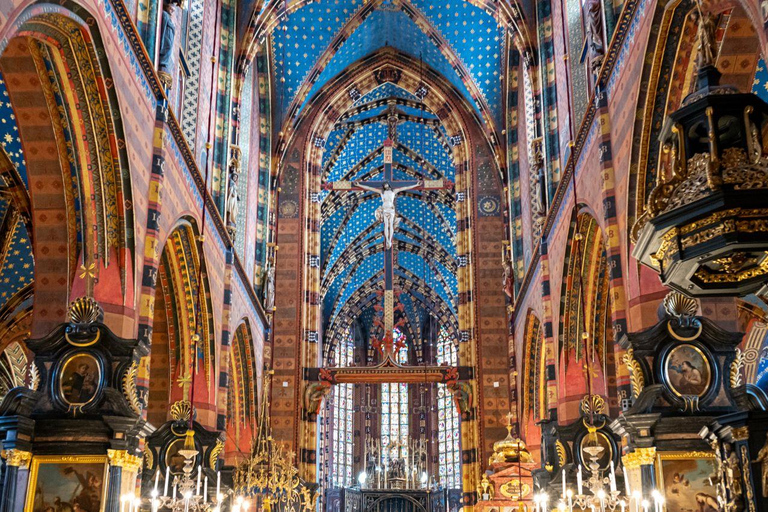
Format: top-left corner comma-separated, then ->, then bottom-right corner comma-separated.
0,0 -> 766,511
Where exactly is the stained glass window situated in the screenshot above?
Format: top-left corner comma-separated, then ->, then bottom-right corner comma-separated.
381,328 -> 409,462
329,329 -> 355,487
436,327 -> 461,489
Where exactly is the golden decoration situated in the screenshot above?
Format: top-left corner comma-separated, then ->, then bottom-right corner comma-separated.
28,362 -> 40,392
663,291 -> 698,319
79,262 -> 97,280
742,444 -> 757,512
580,394 -> 606,416
479,474 -> 494,499
209,439 -> 224,469
622,348 -> 645,399
555,440 -> 568,467
730,348 -> 745,388
67,297 -> 102,324
107,449 -> 142,472
694,253 -> 768,284
122,361 -> 141,415
170,400 -> 193,422
1,449 -> 31,468
490,412 -> 533,465
622,447 -> 657,468
500,479 -> 531,499
143,446 -> 154,470
732,426 -> 749,442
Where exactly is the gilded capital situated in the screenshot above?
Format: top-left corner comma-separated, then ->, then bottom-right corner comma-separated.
107,449 -> 142,473
1,449 -> 32,468
622,447 -> 657,469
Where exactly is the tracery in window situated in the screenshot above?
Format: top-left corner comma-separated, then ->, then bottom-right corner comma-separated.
381,329 -> 409,464
436,326 -> 461,489
329,329 -> 355,487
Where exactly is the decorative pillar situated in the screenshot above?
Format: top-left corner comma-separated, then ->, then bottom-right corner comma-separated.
106,449 -> 143,512
621,447 -> 656,510
0,449 -> 31,512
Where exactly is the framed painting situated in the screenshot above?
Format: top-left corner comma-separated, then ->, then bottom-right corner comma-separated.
662,343 -> 713,398
25,455 -> 108,512
57,352 -> 103,407
656,451 -> 719,512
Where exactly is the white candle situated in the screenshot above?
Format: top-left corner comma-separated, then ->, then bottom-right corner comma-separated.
216,471 -> 221,499
196,465 -> 202,495
173,483 -> 177,500
610,460 -> 617,492
154,470 -> 160,494
204,475 -> 208,502
577,465 -> 583,495
562,469 -> 567,498
164,466 -> 170,496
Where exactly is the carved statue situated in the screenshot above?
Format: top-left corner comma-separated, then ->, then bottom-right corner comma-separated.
585,0 -> 606,75
530,139 -> 546,239
263,262 -> 275,311
226,172 -> 239,238
695,1 -> 718,69
755,433 -> 768,498
157,2 -> 177,87
502,253 -> 514,299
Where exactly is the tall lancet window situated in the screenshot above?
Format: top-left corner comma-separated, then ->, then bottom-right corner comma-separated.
436,327 -> 461,489
330,329 -> 355,487
381,328 -> 409,462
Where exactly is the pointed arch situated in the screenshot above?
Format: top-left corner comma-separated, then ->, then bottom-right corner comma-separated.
0,4 -> 135,335
146,219 -> 216,428
521,311 -> 546,438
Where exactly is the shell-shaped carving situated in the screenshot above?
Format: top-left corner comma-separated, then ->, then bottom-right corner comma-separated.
170,400 -> 193,422
68,297 -> 103,324
580,394 -> 606,416
663,291 -> 698,319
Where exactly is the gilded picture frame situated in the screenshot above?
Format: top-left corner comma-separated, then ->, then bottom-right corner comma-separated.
655,451 -> 718,512
661,343 -> 713,398
25,455 -> 109,512
55,352 -> 103,408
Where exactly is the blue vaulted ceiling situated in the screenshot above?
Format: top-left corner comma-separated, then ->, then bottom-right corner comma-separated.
269,0 -> 506,131
0,72 -> 34,307
320,84 -> 457,344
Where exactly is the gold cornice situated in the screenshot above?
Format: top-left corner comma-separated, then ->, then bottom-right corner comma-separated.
1,449 -> 32,468
622,447 -> 657,468
107,449 -> 142,472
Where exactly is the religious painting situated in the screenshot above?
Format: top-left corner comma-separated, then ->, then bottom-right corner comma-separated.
164,437 -> 197,474
25,456 -> 107,512
578,431 -> 614,472
663,344 -> 712,397
58,353 -> 102,406
656,453 -> 719,512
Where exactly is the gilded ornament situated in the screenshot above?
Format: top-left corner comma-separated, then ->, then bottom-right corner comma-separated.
580,394 -> 606,416
170,400 -> 193,422
67,297 -> 103,324
663,291 -> 698,319
1,449 -> 32,468
107,449 -> 142,472
732,426 -> 749,442
500,479 -> 530,499
122,361 -> 141,415
730,348 -> 745,388
622,447 -> 656,469
694,254 -> 768,284
28,361 -> 40,392
622,348 -> 645,399
143,446 -> 154,470
556,440 -> 568,467
742,444 -> 757,512
479,474 -> 494,499
209,439 -> 224,469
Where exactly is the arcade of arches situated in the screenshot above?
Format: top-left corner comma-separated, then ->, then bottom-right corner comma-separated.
0,0 -> 767,511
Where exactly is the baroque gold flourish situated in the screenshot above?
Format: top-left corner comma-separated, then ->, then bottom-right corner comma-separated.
623,348 -> 645,399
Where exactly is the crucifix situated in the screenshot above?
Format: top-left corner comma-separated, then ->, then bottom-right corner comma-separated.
321,103 -> 453,358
